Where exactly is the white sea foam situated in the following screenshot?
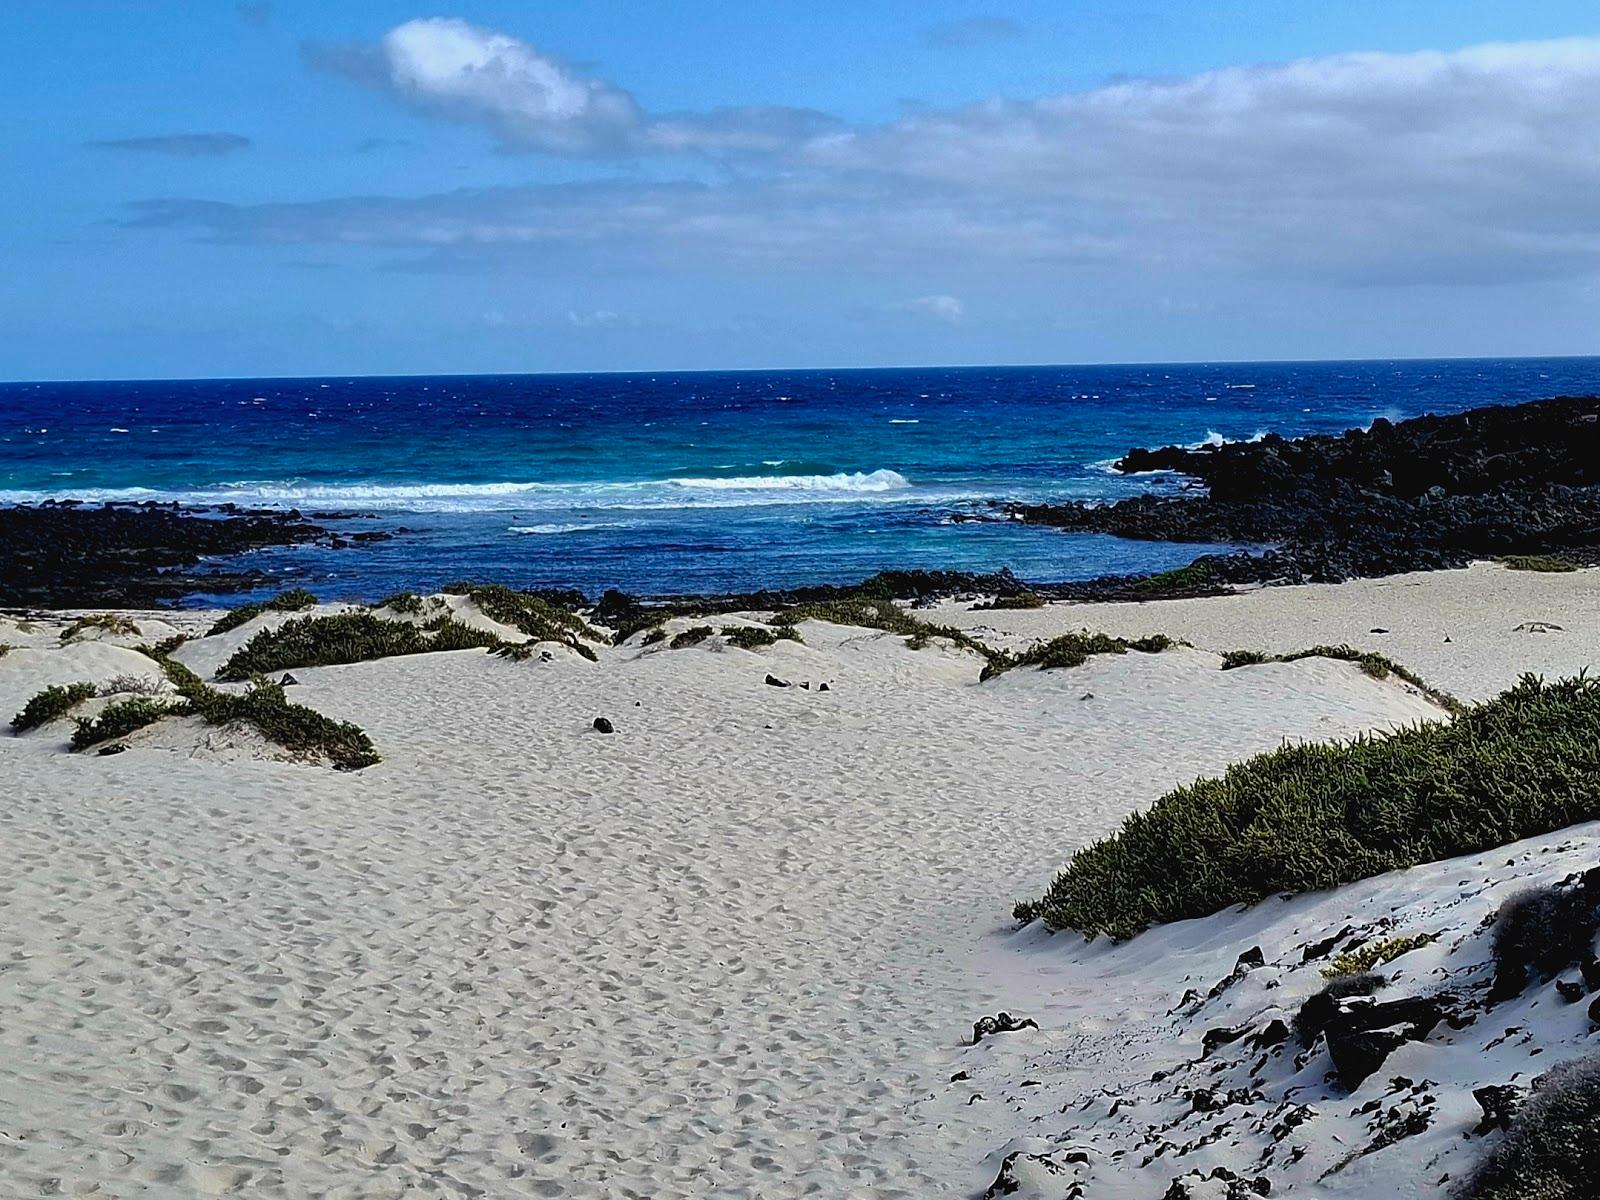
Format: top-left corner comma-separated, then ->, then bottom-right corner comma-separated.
666,469 -> 910,493
508,523 -> 620,535
888,419 -> 920,425
0,468 -> 919,513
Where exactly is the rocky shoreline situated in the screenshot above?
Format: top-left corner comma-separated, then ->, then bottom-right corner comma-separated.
1010,394 -> 1600,586
0,501 -> 389,608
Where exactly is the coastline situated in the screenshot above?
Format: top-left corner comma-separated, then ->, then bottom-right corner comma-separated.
5,560 -> 1598,1195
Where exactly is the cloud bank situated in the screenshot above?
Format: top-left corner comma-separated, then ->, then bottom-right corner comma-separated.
142,29 -> 1600,287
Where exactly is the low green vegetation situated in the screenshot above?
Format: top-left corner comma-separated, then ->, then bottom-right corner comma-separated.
71,697 -> 170,749
216,612 -> 501,680
93,641 -> 379,769
441,583 -> 600,661
670,624 -> 714,649
1500,553 -> 1579,573
185,679 -> 380,770
1015,673 -> 1600,940
971,591 -> 1047,611
722,624 -> 801,650
137,634 -> 188,660
11,682 -> 98,732
1133,560 -> 1218,593
377,591 -> 426,613
980,631 -> 1176,681
1324,931 -> 1435,978
1219,643 -> 1461,713
206,588 -> 319,636
60,613 -> 139,640
0,643 -> 13,658
641,626 -> 667,646
773,594 -> 996,660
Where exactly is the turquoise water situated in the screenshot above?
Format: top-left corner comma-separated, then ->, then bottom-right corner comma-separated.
3,358 -> 1597,597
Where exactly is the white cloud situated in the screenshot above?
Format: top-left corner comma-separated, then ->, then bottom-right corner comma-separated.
895,295 -> 966,323
153,34 -> 1600,287
314,18 -> 837,157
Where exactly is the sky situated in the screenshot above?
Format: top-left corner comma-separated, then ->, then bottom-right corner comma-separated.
5,1 -> 1600,380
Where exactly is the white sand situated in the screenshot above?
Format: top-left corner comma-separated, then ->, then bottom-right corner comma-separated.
0,566 -> 1592,1197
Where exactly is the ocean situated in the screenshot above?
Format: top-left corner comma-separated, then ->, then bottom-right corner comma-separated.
4,357 -> 1599,600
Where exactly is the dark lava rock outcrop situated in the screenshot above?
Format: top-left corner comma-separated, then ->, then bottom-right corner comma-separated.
1012,396 -> 1600,586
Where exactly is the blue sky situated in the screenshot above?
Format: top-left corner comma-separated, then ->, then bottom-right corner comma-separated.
6,2 -> 1600,379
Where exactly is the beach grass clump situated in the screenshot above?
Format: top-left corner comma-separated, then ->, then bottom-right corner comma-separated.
377,591 -> 426,614
70,697 -> 171,749
1015,673 -> 1600,940
215,612 -> 501,680
443,583 -> 600,661
60,613 -> 140,641
773,594 -> 995,660
722,624 -> 802,650
11,682 -> 99,733
1323,932 -> 1436,979
1220,643 -> 1461,713
1459,1054 -> 1600,1199
670,624 -> 715,649
185,678 -> 380,770
1133,561 -> 1218,593
972,591 -> 1047,611
206,587 -> 319,637
980,631 -> 1176,681
641,626 -> 667,646
1500,554 -> 1579,573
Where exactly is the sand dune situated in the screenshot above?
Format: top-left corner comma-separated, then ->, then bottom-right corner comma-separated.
0,570 -> 1583,1196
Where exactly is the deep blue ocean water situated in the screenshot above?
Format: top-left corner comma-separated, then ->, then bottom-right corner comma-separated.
4,358 -> 1599,600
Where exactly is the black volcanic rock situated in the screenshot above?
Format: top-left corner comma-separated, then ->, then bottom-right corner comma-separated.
1012,396 -> 1600,586
0,503 -> 353,607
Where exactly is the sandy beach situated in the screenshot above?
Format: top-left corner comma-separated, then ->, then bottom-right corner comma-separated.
3,561 -> 1595,1196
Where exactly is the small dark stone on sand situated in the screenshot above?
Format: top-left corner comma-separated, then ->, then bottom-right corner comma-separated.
592,717 -> 614,734
280,674 -> 298,686
1557,978 -> 1586,1002
971,1012 -> 1038,1045
818,682 -> 830,692
97,743 -> 127,756
764,674 -> 790,688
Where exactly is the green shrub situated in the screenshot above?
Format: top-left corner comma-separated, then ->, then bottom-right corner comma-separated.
11,682 -> 98,732
60,613 -> 139,640
972,592 -> 1047,610
1501,554 -> 1578,573
71,697 -> 170,749
137,634 -> 188,660
1461,1054 -> 1600,1199
185,679 -> 379,771
1134,561 -> 1218,592
377,591 -> 425,613
0,643 -> 13,658
1219,644 -> 1461,713
670,625 -> 715,649
1324,932 -> 1435,978
1220,649 -> 1272,670
773,594 -> 995,660
641,626 -> 667,646
1016,674 -> 1600,940
722,625 -> 801,650
981,631 -> 1175,681
215,612 -> 501,680
206,588 -> 319,636
445,584 -> 599,660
